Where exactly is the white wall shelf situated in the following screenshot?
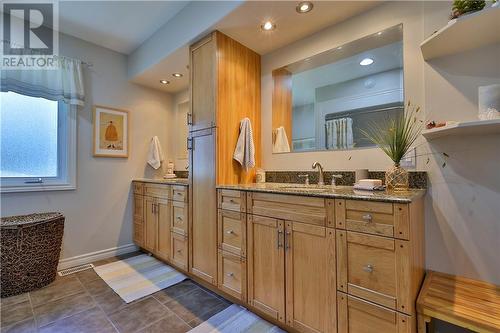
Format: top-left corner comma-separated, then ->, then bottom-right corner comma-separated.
422,119 -> 500,140
420,6 -> 500,61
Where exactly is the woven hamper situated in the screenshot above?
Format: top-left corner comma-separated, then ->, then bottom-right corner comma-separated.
1,212 -> 65,297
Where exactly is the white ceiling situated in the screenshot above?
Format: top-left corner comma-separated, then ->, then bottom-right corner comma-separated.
59,1 -> 189,54
132,1 -> 382,93
56,1 -> 383,93
215,1 -> 381,55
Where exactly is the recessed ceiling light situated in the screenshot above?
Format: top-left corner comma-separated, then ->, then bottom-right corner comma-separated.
261,21 -> 276,31
377,31 -> 383,36
337,46 -> 343,50
172,73 -> 183,78
160,79 -> 170,84
360,58 -> 374,66
296,1 -> 313,13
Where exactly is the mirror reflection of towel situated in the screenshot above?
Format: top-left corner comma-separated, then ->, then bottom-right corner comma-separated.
147,136 -> 164,170
273,126 -> 290,153
326,118 -> 353,150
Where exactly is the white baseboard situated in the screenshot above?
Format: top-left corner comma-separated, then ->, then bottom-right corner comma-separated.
58,243 -> 139,270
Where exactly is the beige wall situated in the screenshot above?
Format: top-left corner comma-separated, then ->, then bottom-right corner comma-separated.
0,33 -> 174,261
262,1 -> 500,285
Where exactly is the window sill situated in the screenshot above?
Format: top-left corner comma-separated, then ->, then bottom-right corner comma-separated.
0,184 -> 76,193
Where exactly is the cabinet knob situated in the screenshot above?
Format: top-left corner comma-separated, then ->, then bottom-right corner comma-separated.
177,249 -> 182,253
177,216 -> 182,221
229,199 -> 236,204
363,264 -> 374,273
362,214 -> 373,222
226,229 -> 234,235
226,272 -> 234,277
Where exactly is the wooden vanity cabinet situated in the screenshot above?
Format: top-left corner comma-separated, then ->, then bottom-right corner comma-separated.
133,181 -> 189,271
246,196 -> 337,332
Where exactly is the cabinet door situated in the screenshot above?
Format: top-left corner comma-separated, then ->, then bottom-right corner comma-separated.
189,128 -> 217,285
156,198 -> 171,261
190,33 -> 215,131
285,222 -> 336,333
133,194 -> 144,247
144,197 -> 157,253
247,215 -> 285,323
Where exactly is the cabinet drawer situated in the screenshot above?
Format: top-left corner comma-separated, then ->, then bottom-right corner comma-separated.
133,182 -> 144,195
134,194 -> 144,219
144,184 -> 170,199
172,201 -> 188,236
217,250 -> 247,301
336,200 -> 409,240
337,231 -> 412,314
171,186 -> 187,202
133,222 -> 144,247
247,192 -> 326,226
171,232 -> 188,271
337,292 -> 412,333
217,209 -> 246,257
218,189 -> 246,212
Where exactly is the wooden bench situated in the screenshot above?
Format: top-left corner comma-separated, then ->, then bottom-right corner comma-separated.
417,271 -> 500,333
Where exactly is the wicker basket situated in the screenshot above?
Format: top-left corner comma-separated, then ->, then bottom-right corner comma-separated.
1,212 -> 65,298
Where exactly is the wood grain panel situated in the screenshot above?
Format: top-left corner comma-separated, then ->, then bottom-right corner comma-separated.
285,222 -> 336,333
272,68 -> 292,147
247,215 -> 285,322
156,198 -> 171,262
215,31 -> 261,185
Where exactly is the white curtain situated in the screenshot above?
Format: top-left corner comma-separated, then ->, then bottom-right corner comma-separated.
1,56 -> 85,106
326,117 -> 353,150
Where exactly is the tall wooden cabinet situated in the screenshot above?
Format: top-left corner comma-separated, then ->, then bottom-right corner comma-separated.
188,31 -> 261,286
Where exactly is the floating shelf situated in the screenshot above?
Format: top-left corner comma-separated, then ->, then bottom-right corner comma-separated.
422,119 -> 500,140
420,6 -> 500,61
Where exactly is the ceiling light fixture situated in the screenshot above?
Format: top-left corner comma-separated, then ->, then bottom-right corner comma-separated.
160,79 -> 170,84
360,58 -> 374,66
172,73 -> 183,78
296,1 -> 313,13
261,21 -> 276,31
337,46 -> 343,50
377,31 -> 383,36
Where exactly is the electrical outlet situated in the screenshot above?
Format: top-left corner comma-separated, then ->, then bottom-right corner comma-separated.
400,147 -> 416,168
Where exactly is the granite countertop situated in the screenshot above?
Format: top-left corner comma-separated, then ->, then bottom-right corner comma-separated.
217,183 -> 425,203
133,178 -> 189,186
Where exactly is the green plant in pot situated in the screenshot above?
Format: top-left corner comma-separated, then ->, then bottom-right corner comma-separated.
361,101 -> 423,192
451,0 -> 486,19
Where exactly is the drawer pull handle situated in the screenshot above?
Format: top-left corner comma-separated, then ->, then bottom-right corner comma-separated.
177,249 -> 182,253
362,214 -> 373,222
177,216 -> 183,221
277,230 -> 283,249
226,272 -> 234,277
226,229 -> 234,235
363,264 -> 374,273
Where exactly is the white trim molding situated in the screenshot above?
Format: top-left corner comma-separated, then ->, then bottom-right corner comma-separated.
58,243 -> 139,270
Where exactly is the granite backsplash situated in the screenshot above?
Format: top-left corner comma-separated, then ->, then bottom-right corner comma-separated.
265,170 -> 427,189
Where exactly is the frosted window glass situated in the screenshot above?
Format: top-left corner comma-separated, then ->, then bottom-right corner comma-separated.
1,92 -> 59,178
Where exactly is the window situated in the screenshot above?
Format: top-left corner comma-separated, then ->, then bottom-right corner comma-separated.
1,92 -> 76,192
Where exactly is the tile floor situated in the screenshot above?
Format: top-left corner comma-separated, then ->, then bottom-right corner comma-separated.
0,252 -> 232,333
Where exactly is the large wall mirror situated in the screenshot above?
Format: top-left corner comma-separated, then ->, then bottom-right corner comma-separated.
272,24 -> 403,153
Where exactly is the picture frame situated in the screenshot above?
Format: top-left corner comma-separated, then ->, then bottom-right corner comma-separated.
93,105 -> 129,158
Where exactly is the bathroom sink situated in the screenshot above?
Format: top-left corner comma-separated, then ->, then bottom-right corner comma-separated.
279,186 -> 330,192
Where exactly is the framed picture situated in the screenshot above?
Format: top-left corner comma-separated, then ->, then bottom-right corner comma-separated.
93,105 -> 129,157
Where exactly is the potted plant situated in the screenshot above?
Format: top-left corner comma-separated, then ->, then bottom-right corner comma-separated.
361,101 -> 423,192
450,0 -> 486,19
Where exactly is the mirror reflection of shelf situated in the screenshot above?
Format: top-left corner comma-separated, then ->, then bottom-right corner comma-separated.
420,6 -> 500,61
422,119 -> 500,140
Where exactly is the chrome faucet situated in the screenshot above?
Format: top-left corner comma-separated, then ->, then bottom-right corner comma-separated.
312,162 -> 324,185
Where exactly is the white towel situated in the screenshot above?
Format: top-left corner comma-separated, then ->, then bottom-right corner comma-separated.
273,126 -> 290,153
233,118 -> 255,170
147,136 -> 164,170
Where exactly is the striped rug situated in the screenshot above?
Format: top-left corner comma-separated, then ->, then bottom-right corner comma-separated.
189,304 -> 286,333
94,254 -> 186,303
